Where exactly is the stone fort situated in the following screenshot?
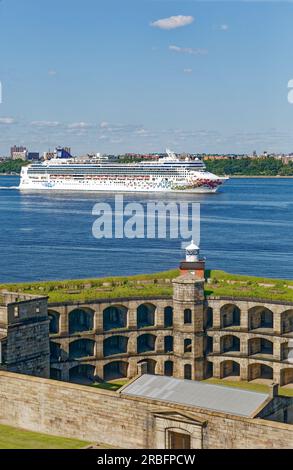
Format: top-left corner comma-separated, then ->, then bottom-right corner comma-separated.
0,243 -> 292,448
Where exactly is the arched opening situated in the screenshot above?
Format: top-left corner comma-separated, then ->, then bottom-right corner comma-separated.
164,360 -> 173,376
184,309 -> 192,324
69,364 -> 95,384
103,361 -> 128,381
137,303 -> 156,328
69,308 -> 94,334
206,361 -> 214,378
48,310 -> 60,334
50,368 -> 61,381
205,307 -> 213,328
248,338 -> 273,356
137,334 -> 156,353
164,335 -> 173,353
221,335 -> 240,353
205,336 -> 213,354
184,338 -> 192,353
280,368 -> 293,386
164,306 -> 173,328
50,341 -> 62,361
103,305 -> 127,331
281,310 -> 293,335
184,364 -> 192,380
220,360 -> 240,378
137,358 -> 156,374
249,306 -> 273,331
69,339 -> 95,359
220,304 -> 240,328
281,342 -> 290,361
248,363 -> 273,381
103,335 -> 128,357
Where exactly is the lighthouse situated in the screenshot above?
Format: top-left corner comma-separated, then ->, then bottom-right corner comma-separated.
179,240 -> 206,279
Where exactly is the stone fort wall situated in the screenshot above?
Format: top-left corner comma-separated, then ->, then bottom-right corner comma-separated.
0,370 -> 292,449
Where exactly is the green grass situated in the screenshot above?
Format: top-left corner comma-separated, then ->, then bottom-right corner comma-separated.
205,270 -> 293,302
0,269 -> 293,303
91,378 -> 129,391
0,423 -> 90,449
203,378 -> 293,397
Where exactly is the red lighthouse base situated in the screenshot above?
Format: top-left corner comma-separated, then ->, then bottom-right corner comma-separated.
179,259 -> 206,279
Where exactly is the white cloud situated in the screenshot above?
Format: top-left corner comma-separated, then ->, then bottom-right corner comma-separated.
169,45 -> 207,56
99,121 -> 109,129
48,70 -> 57,76
183,68 -> 193,74
150,15 -> 194,30
0,117 -> 15,125
31,121 -> 60,127
67,122 -> 92,129
220,24 -> 229,31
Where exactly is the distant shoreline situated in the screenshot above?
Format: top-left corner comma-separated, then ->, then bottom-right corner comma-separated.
229,175 -> 293,179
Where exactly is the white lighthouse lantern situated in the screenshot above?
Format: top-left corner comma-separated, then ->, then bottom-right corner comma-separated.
185,240 -> 199,262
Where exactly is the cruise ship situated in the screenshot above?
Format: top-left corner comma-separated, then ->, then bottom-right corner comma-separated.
19,150 -> 227,193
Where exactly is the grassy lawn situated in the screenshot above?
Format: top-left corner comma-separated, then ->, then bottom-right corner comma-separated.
91,378 -> 129,391
0,269 -> 293,304
203,378 -> 293,397
0,424 -> 90,449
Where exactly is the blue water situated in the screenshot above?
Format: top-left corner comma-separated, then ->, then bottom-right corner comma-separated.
0,175 -> 292,282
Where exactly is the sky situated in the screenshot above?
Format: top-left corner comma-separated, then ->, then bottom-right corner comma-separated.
1,0 -> 293,155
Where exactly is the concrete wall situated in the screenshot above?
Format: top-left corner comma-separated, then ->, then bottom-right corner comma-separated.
0,371 -> 292,449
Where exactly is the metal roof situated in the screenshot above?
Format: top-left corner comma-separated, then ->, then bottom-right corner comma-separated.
121,375 -> 270,418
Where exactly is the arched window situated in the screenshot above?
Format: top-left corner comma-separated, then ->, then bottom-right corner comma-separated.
184,309 -> 192,324
184,338 -> 192,353
164,306 -> 173,327
184,364 -> 192,380
69,308 -> 94,334
164,360 -> 173,377
137,303 -> 156,328
48,310 -> 60,334
164,335 -> 173,353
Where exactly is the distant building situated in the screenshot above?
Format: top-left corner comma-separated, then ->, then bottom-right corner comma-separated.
10,145 -> 27,159
11,150 -> 28,161
27,152 -> 40,161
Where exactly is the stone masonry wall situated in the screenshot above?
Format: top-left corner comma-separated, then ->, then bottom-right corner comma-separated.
0,371 -> 292,449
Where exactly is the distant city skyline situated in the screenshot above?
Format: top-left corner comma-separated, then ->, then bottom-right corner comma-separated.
1,0 -> 293,154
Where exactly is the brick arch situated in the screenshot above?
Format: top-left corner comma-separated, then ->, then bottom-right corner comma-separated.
137,303 -> 156,328
137,333 -> 157,353
248,337 -> 273,356
103,335 -> 128,357
220,335 -> 241,353
220,304 -> 241,328
281,309 -> 293,334
137,358 -> 157,374
248,362 -> 273,381
103,360 -> 129,381
68,307 -> 94,334
220,359 -> 241,378
69,338 -> 95,359
248,306 -> 273,331
69,364 -> 95,384
103,305 -> 128,331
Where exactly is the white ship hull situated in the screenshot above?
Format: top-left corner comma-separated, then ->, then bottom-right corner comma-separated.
18,179 -> 220,193
18,156 -> 226,194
